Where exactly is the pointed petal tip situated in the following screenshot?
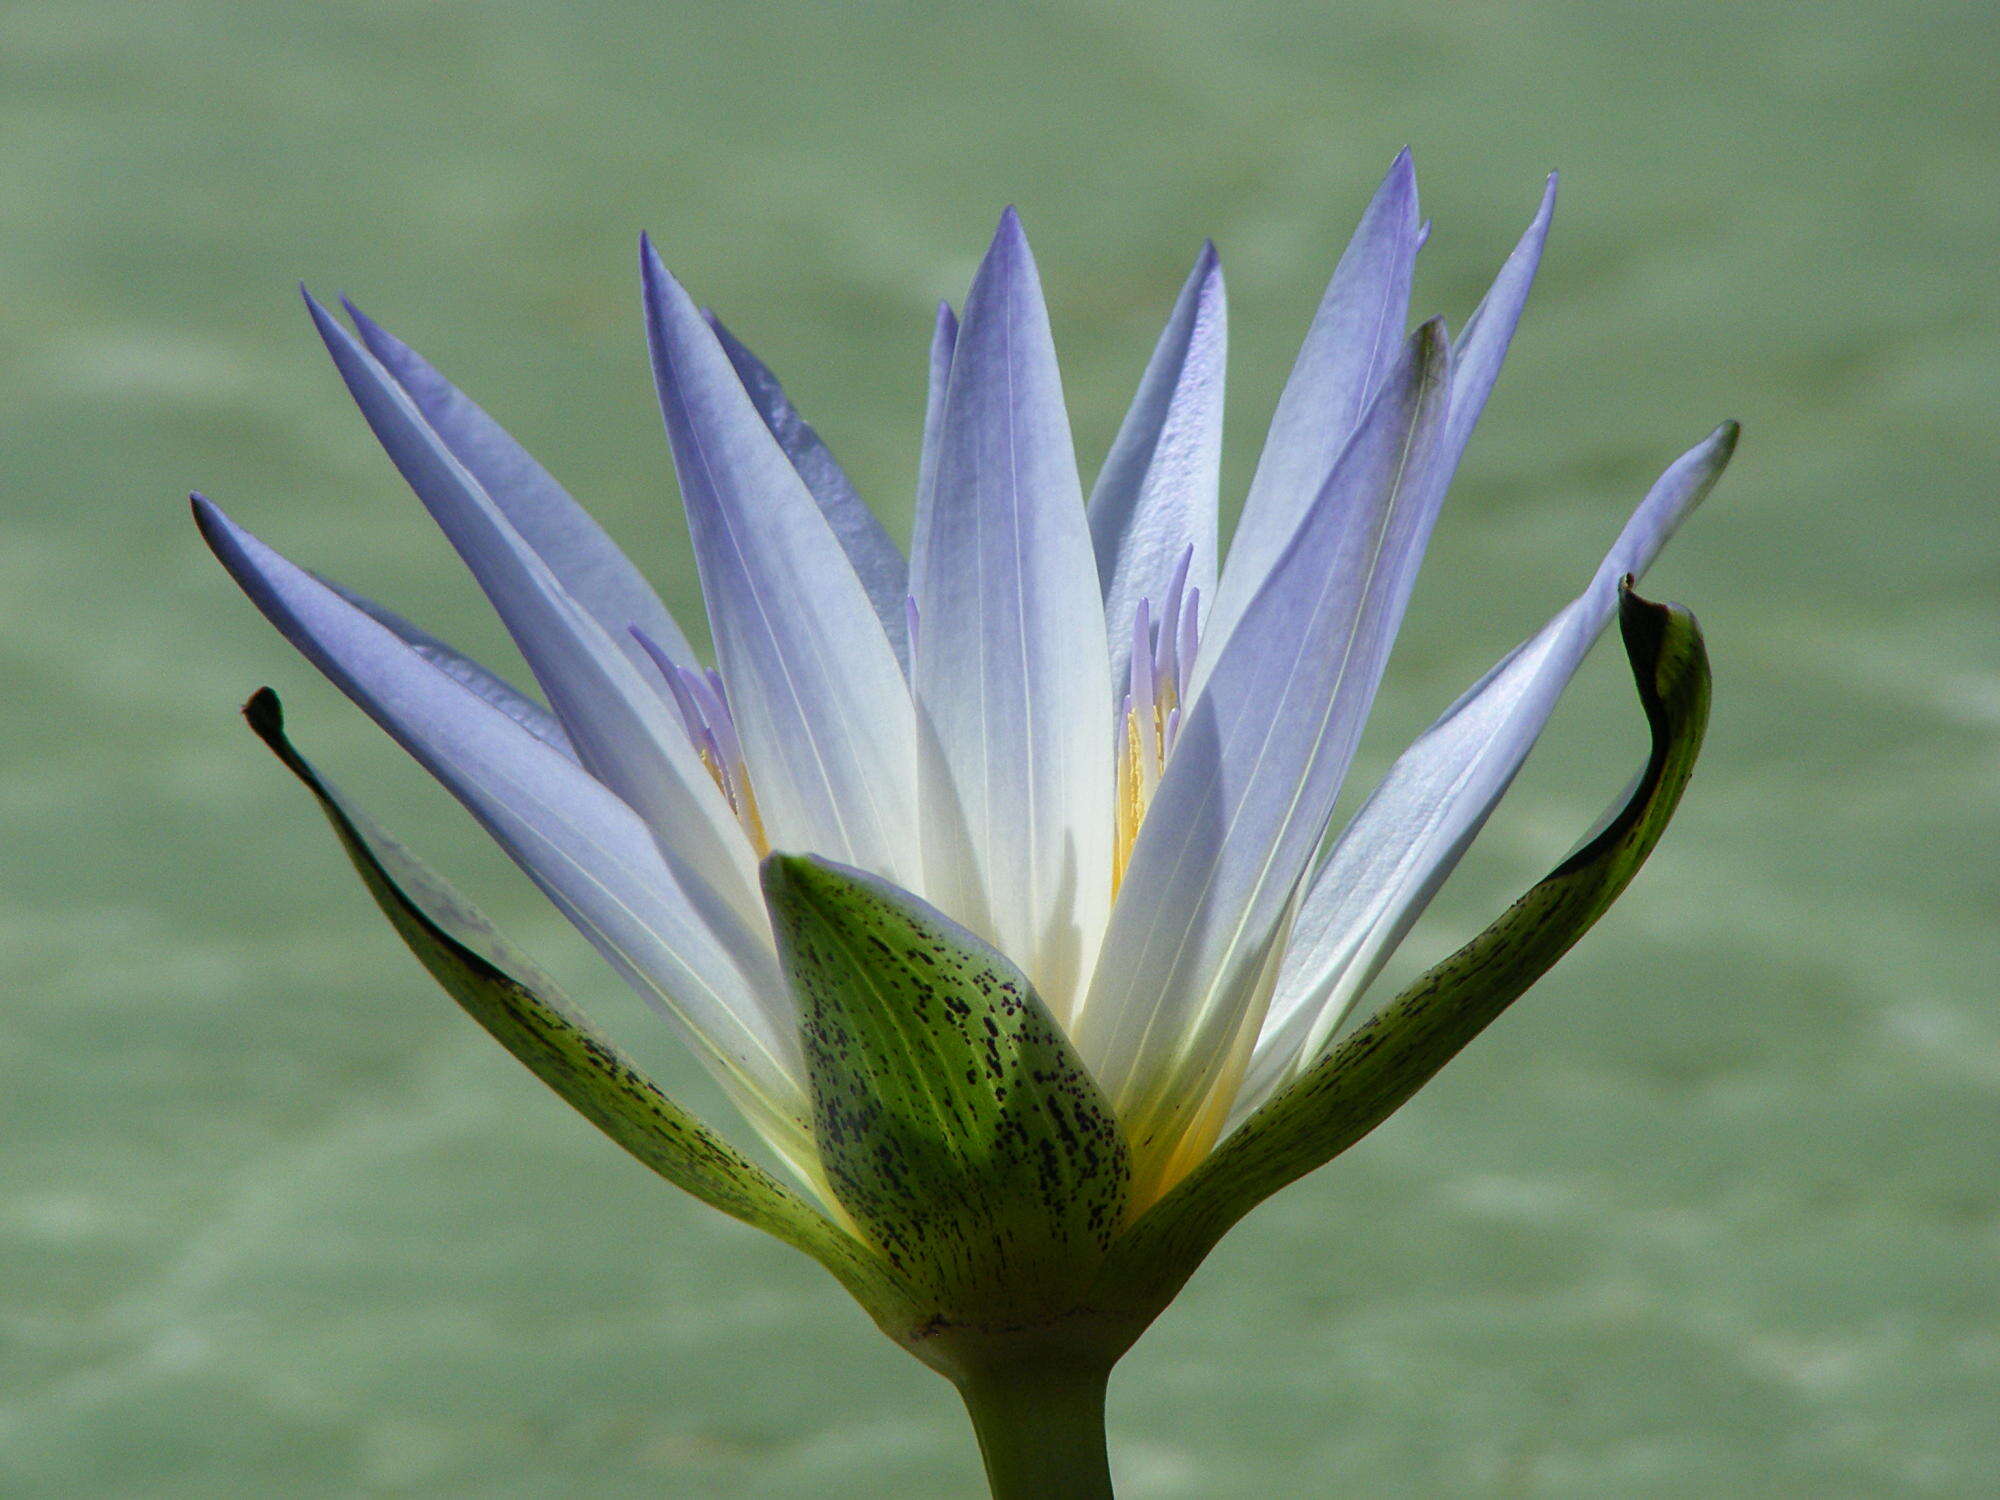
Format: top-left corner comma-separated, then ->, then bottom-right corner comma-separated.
299,287 -> 358,356
298,282 -> 335,322
1379,147 -> 1418,204
1191,237 -> 1223,286
638,239 -> 699,333
987,204 -> 1032,263
189,489 -> 226,539
637,232 -> 678,296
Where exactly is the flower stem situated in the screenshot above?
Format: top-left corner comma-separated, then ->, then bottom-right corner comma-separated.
955,1358 -> 1115,1498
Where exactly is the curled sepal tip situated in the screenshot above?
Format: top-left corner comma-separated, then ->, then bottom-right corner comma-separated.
762,854 -> 1132,1341
240,689 -> 903,1315
1098,582 -> 1711,1309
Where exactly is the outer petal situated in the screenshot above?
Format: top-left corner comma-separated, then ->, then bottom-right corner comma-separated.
1088,241 -> 1225,690
194,497 -> 804,1126
909,210 -> 1114,1020
1239,422 -> 1738,1114
1076,320 -> 1452,1207
705,311 -> 911,670
642,240 -> 919,884
318,574 -> 576,761
305,293 -> 762,923
1202,150 -> 1419,662
340,298 -> 700,672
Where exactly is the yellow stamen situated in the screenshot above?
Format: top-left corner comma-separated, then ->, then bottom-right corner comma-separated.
698,747 -> 770,858
735,773 -> 770,858
1112,679 -> 1179,895
1115,712 -> 1144,892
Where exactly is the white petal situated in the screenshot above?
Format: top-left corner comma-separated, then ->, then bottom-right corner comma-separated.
642,242 -> 920,883
909,210 -> 1114,1019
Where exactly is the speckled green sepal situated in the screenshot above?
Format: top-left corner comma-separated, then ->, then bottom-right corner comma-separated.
762,855 -> 1131,1321
242,689 -> 904,1314
1098,583 -> 1711,1310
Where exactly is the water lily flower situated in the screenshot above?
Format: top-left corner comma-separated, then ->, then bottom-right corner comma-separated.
196,151 -> 1733,1497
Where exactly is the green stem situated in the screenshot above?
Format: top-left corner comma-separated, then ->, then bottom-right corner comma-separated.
955,1359 -> 1115,1499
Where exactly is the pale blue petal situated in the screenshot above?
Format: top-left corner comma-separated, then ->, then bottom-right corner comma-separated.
705,311 -> 911,670
193,496 -> 807,1130
1076,320 -> 1453,1193
909,210 -> 1114,1020
1088,241 -> 1225,693
1239,423 -> 1738,1117
1436,173 -> 1558,485
642,239 -> 919,883
340,298 -> 700,672
1203,150 -> 1420,661
315,573 -> 577,761
908,300 -> 958,608
305,292 -> 761,923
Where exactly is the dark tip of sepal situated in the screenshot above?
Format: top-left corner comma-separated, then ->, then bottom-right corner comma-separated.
1616,580 -> 1705,716
238,685 -> 322,792
242,685 -> 284,741
1615,572 -> 1664,652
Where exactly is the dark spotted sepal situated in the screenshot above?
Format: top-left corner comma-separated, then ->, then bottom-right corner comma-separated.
242,689 -> 906,1317
1096,583 -> 1711,1314
762,855 -> 1132,1334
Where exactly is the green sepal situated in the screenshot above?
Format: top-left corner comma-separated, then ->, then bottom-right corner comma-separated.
762,854 -> 1131,1324
241,689 -> 904,1314
1097,583 -> 1711,1310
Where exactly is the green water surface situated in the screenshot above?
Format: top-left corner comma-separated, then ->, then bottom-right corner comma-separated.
2,3 -> 1996,1494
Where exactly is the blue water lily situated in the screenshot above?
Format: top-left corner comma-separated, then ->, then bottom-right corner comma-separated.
197,152 -> 1732,1495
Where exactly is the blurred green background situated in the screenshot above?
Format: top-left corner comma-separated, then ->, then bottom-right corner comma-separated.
3,2 -> 1996,1494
